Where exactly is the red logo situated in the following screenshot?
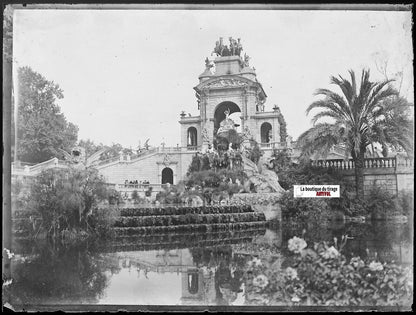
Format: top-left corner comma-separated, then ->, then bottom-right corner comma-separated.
316,191 -> 331,196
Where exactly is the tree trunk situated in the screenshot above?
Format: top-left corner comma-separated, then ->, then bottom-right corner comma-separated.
354,151 -> 365,199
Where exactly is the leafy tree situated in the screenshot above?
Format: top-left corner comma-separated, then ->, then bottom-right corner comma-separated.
99,143 -> 123,161
270,148 -> 292,173
16,66 -> 79,163
78,139 -> 104,158
274,105 -> 288,142
297,69 -> 412,198
77,140 -> 135,161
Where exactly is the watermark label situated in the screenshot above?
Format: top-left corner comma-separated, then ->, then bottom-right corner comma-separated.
294,185 -> 340,198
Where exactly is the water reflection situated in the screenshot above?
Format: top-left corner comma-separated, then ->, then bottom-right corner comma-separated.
8,243 -> 115,305
7,220 -> 412,308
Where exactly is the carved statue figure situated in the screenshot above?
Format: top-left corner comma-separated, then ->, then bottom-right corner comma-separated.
205,57 -> 213,69
219,37 -> 225,55
216,108 -> 236,136
206,143 -> 214,154
224,108 -> 230,119
212,40 -> 220,56
144,139 -> 150,150
229,37 -> 238,55
236,38 -> 243,56
202,128 -> 210,142
242,155 -> 286,194
242,125 -> 252,141
243,53 -> 250,67
59,146 -> 107,168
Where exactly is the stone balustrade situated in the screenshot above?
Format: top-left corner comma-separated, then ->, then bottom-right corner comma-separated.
312,156 -> 413,195
312,157 -> 406,170
115,183 -> 168,190
259,141 -> 288,149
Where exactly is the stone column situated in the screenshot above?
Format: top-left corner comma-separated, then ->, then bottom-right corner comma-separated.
241,86 -> 249,130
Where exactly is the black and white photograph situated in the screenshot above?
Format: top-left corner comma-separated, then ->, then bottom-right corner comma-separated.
2,3 -> 414,311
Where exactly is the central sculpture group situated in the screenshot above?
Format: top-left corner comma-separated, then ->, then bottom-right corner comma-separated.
212,37 -> 243,57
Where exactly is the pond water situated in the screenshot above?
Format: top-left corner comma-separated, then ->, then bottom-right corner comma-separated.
5,219 -> 413,308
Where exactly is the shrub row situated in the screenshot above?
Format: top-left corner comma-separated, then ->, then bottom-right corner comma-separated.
119,205 -> 253,217
114,212 -> 266,227
113,221 -> 267,236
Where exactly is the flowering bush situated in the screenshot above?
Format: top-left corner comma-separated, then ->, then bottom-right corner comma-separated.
245,236 -> 413,307
288,236 -> 307,253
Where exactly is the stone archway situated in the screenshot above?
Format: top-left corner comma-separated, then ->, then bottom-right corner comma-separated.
161,167 -> 174,184
214,101 -> 241,135
260,122 -> 272,143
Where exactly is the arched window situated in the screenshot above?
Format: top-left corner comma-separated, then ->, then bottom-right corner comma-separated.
161,167 -> 173,184
260,122 -> 272,143
187,127 -> 197,147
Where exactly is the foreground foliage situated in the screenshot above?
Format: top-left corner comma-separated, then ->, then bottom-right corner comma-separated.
245,236 -> 413,307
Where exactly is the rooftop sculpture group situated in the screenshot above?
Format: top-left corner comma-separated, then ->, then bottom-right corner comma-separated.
212,37 -> 243,57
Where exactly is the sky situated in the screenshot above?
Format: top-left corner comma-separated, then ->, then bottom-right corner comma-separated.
13,7 -> 413,149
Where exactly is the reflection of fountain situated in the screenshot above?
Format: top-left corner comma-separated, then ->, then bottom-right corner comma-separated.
181,268 -> 216,305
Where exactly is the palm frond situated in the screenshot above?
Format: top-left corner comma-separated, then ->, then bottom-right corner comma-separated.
314,88 -> 354,123
330,72 -> 356,107
297,123 -> 346,159
307,98 -> 352,124
310,110 -> 344,125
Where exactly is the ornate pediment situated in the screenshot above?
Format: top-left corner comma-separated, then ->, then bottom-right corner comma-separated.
194,75 -> 265,98
206,78 -> 248,88
156,153 -> 178,166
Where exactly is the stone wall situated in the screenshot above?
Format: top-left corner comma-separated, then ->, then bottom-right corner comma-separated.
97,149 -> 195,185
341,169 -> 399,196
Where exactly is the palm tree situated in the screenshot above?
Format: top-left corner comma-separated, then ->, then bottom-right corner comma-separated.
297,69 -> 413,198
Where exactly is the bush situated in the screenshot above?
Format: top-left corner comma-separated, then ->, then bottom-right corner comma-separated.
145,186 -> 153,197
26,167 -> 109,239
279,190 -> 332,222
396,191 -> 414,216
88,207 -> 118,239
108,189 -> 122,205
364,187 -> 396,220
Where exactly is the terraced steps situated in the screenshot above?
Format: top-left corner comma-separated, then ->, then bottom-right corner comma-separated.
102,228 -> 266,252
119,205 -> 253,217
112,205 -> 266,235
